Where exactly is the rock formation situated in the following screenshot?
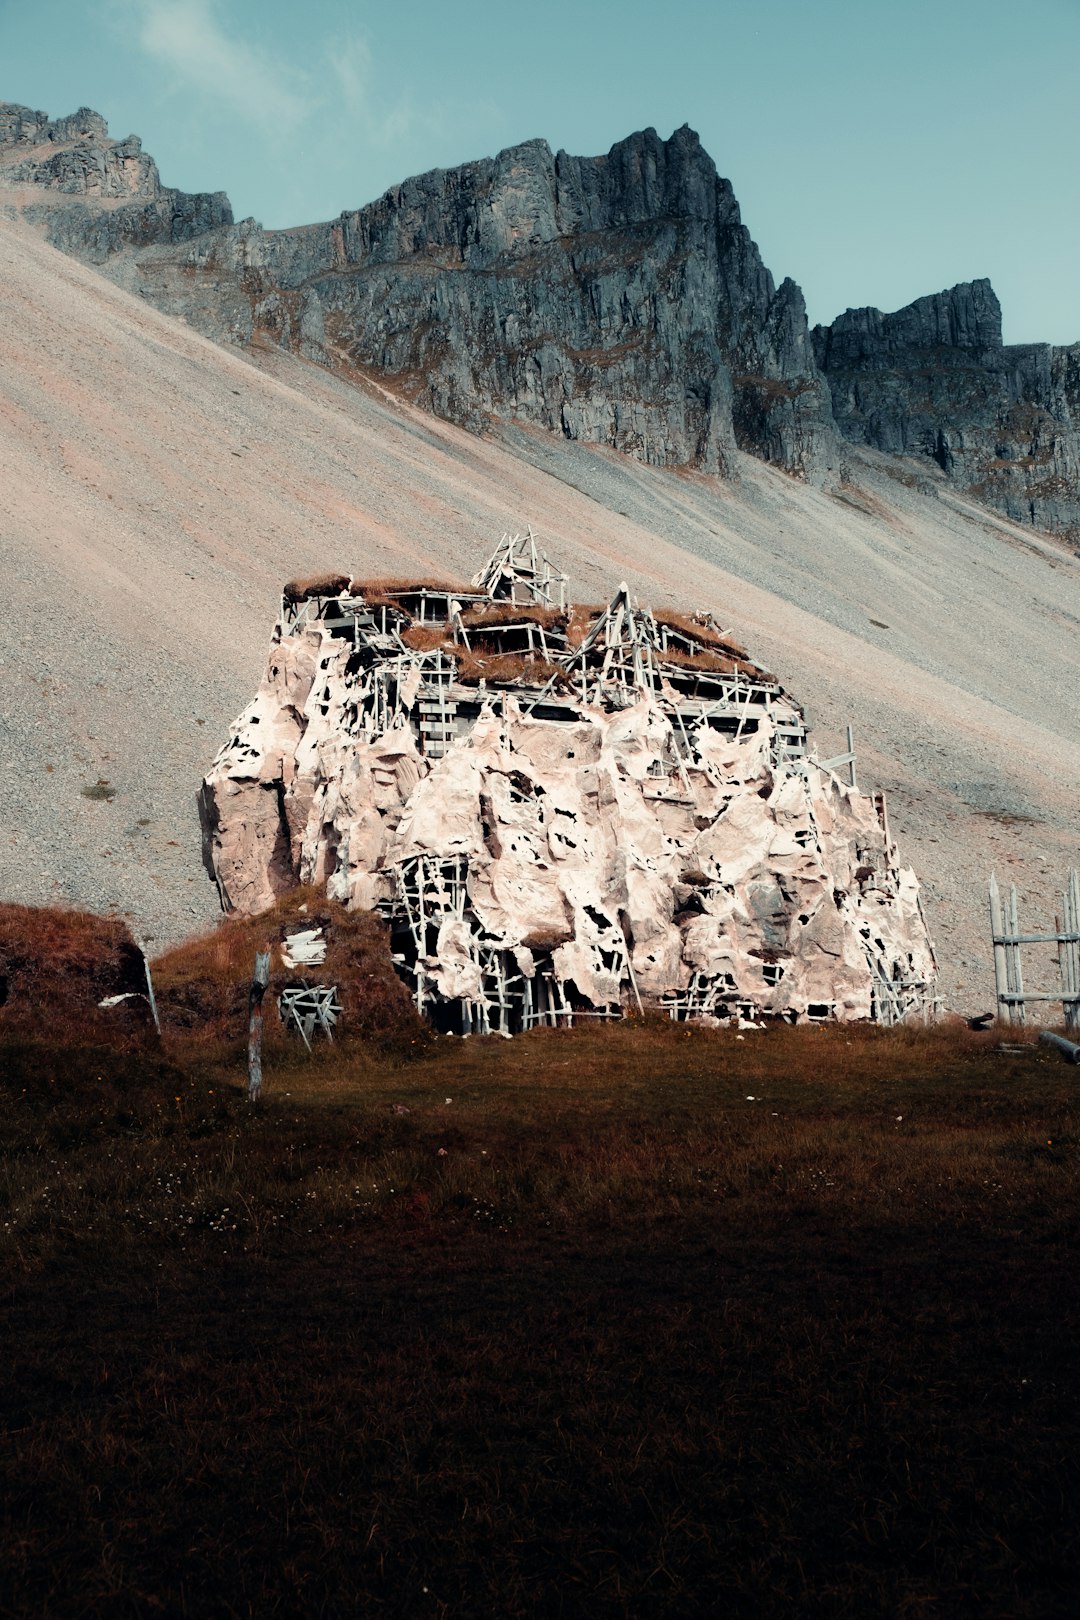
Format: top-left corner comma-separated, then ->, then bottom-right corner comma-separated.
0,102 -> 836,483
200,536 -> 937,1032
0,102 -> 231,257
814,281 -> 1080,538
4,99 -> 1075,536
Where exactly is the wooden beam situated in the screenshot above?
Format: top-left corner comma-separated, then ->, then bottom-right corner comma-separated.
247,949 -> 272,1100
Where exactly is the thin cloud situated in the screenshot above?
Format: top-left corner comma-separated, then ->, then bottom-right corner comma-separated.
325,31 -> 415,147
328,33 -> 373,116
321,30 -> 496,153
126,1 -> 309,135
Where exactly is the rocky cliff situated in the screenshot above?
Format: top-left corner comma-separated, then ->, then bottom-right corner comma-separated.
813,281 -> 1080,538
0,103 -> 836,484
0,102 -> 232,254
229,125 -> 837,483
3,100 -> 1078,535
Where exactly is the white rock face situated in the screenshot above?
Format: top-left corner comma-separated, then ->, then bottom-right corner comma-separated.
201,537 -> 937,1031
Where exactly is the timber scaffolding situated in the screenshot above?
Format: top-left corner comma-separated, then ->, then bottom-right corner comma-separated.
383,852 -> 622,1033
281,535 -> 806,764
272,533 -> 930,1035
988,871 -> 1080,1030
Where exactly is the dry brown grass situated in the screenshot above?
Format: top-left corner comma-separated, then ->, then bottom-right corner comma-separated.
355,574 -> 473,598
657,643 -> 739,673
396,631 -> 571,688
565,601 -> 607,646
399,624 -> 454,654
282,571 -> 352,602
652,607 -> 749,660
150,887 -> 426,1055
459,602 -> 568,631
455,650 -> 570,688
0,902 -> 150,1045
658,644 -> 775,681
0,1015 -> 1076,1617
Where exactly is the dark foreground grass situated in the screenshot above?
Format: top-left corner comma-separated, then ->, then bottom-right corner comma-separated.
1,1022 -> 1077,1618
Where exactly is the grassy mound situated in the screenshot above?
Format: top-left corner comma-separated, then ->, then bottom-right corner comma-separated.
150,886 -> 427,1056
0,902 -> 150,1045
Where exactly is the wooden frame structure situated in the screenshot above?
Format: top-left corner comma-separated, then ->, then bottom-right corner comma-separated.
278,983 -> 342,1049
471,528 -> 568,610
989,870 -> 1080,1029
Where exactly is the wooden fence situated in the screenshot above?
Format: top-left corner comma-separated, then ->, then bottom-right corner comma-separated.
988,870 -> 1080,1029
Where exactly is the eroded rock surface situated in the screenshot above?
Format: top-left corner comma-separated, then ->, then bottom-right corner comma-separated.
0,101 -> 231,258
0,102 -> 835,483
7,99 -> 1078,535
201,538 -> 936,1030
814,281 -> 1080,538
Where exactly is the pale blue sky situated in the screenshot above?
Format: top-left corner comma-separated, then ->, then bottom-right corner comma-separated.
2,0 -> 1077,343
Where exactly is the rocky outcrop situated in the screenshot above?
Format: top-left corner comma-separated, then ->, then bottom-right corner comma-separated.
5,99 -> 1077,534
814,282 -> 1080,538
200,539 -> 938,1030
0,102 -> 836,485
225,125 -> 837,483
0,102 -> 231,256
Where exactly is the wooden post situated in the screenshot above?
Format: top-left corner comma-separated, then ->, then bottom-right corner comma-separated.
1006,884 -> 1025,1026
134,937 -> 162,1038
989,874 -> 1008,1023
1063,869 -> 1080,1032
248,949 -> 271,1101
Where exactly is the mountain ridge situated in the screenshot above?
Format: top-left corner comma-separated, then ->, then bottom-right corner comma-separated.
3,98 -> 1078,537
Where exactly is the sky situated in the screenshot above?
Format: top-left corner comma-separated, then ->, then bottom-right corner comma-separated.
1,0 -> 1077,344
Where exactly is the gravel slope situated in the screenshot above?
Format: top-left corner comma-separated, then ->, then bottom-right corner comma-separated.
2,216 -> 1077,1008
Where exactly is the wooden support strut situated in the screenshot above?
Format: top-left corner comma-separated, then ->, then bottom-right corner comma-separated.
134,936 -> 162,1038
1064,869 -> 1080,1032
989,874 -> 1007,1023
248,949 -> 272,1100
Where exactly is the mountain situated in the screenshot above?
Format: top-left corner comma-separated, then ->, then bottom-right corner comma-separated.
1,103 -> 835,486
5,101 -> 1078,540
814,281 -> 1080,538
0,101 -> 231,249
2,211 -> 1078,1011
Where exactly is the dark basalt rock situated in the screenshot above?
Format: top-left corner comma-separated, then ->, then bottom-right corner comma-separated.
4,100 -> 1078,535
814,282 -> 1080,537
0,102 -> 231,252
195,126 -> 838,483
0,103 -> 836,486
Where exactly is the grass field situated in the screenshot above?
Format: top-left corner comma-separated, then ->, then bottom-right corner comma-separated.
1,1020 -> 1077,1618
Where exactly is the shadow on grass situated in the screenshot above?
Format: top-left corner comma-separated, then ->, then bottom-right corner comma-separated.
1,1023 -> 1076,1618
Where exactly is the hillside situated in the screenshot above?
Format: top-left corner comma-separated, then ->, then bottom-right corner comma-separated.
4,102 -> 1078,542
1,214 -> 1078,1005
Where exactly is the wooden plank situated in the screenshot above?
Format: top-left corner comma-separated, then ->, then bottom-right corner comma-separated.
989,874 -> 1008,1023
248,949 -> 272,1100
993,932 -> 1080,946
998,991 -> 1074,1003
1005,885 -> 1025,1026
134,936 -> 162,1038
